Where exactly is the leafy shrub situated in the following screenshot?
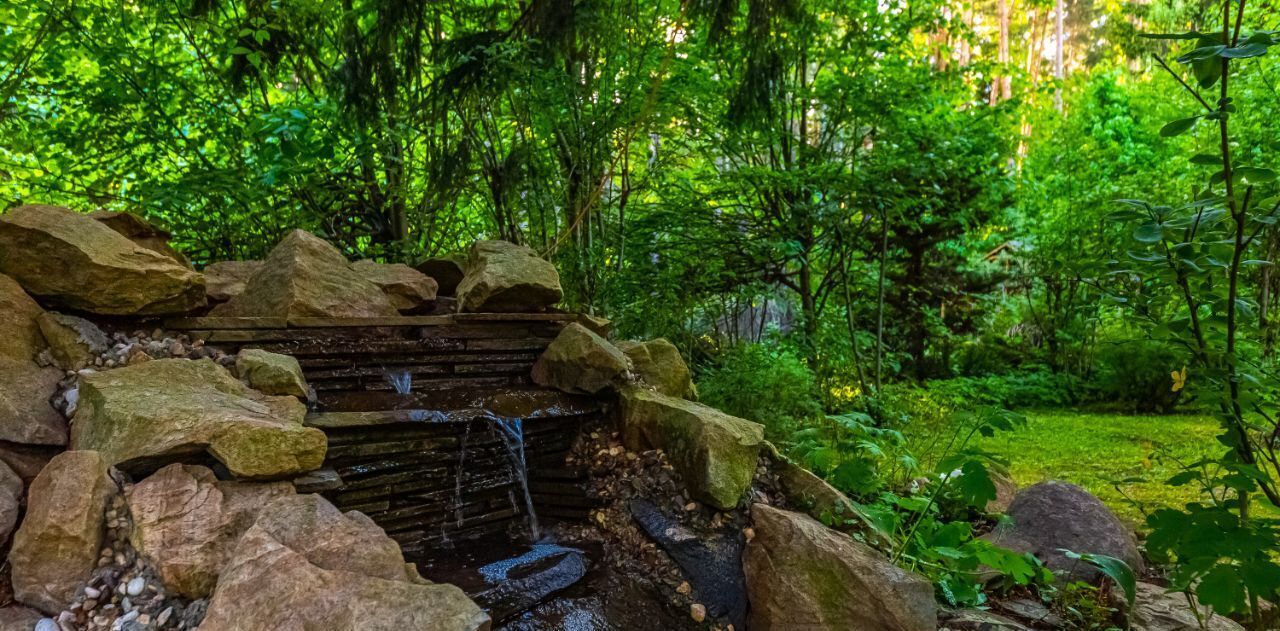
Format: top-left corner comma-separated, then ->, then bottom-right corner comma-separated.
696,343 -> 823,438
1089,340 -> 1186,413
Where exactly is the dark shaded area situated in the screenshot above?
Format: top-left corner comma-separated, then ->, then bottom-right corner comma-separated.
629,499 -> 747,629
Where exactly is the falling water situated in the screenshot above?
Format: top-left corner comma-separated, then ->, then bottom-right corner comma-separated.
384,368 -> 412,394
486,412 -> 541,540
454,422 -> 473,528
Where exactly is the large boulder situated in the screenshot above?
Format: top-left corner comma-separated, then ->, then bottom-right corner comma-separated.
0,358 -> 67,446
0,606 -> 43,631
769,451 -> 888,547
0,273 -> 46,362
199,494 -> 488,631
0,460 -> 22,547
350,260 -> 439,312
72,358 -> 326,479
0,443 -> 57,484
127,464 -> 294,598
616,338 -> 696,399
36,312 -> 108,371
10,451 -> 116,614
203,260 -> 263,303
415,254 -> 466,297
89,210 -> 190,267
745,504 -> 936,631
1129,582 -> 1244,631
210,230 -> 398,319
531,323 -> 630,394
621,387 -> 764,510
455,240 -> 562,313
236,349 -> 308,398
0,204 -> 204,315
984,481 -> 1142,584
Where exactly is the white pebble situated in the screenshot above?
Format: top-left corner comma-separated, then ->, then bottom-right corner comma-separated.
83,586 -> 101,599
126,576 -> 145,596
35,618 -> 58,631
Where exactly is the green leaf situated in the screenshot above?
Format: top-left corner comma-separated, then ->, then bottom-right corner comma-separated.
1234,166 -> 1276,185
1134,222 -> 1164,243
1190,153 -> 1221,165
1161,117 -> 1201,137
1061,550 -> 1137,607
1197,564 -> 1248,615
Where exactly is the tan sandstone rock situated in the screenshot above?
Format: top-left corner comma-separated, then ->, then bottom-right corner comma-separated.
36,312 -> 108,371
203,260 -> 263,302
744,504 -> 936,631
621,387 -> 764,510
351,259 -> 439,312
531,323 -> 630,394
0,460 -> 23,548
199,494 -> 489,631
617,338 -> 696,399
10,451 -> 115,614
0,205 -> 204,315
456,240 -> 562,313
72,358 -> 325,479
0,443 -> 58,483
236,349 -> 308,398
127,464 -> 294,598
89,210 -> 190,267
0,358 -> 67,446
211,230 -> 398,319
0,273 -> 46,362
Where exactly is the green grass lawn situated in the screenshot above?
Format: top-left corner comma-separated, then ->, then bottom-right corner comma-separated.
966,410 -> 1228,526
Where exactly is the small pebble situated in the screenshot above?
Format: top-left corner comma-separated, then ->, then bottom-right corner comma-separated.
676,581 -> 691,595
690,603 -> 706,622
35,618 -> 59,631
126,576 -> 145,596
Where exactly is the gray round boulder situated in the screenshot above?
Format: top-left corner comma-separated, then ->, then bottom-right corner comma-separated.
984,480 -> 1143,584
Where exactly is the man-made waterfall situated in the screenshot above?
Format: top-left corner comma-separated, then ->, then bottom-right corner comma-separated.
486,413 -> 541,540
384,368 -> 413,394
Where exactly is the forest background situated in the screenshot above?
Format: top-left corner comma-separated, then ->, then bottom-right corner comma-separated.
7,0 -> 1280,625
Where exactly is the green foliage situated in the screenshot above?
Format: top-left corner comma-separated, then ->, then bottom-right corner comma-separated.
1061,550 -> 1138,608
1090,339 -> 1188,413
696,343 -> 823,438
1106,5 -> 1280,626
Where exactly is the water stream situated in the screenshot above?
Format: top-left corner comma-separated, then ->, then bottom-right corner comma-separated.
486,412 -> 541,540
384,368 -> 413,394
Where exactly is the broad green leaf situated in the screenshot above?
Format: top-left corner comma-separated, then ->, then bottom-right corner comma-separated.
1160,117 -> 1200,137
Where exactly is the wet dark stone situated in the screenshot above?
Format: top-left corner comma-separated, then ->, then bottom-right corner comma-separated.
475,550 -> 588,623
629,498 -> 747,629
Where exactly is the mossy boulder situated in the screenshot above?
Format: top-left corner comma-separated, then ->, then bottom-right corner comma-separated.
236,349 -> 309,398
617,338 -> 696,399
211,230 -> 398,319
0,204 -> 204,315
10,451 -> 116,614
0,273 -> 46,362
744,504 -> 936,631
621,387 -> 764,510
350,260 -> 439,312
531,323 -> 630,394
37,312 -> 108,370
72,358 -> 325,479
456,240 -> 562,312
